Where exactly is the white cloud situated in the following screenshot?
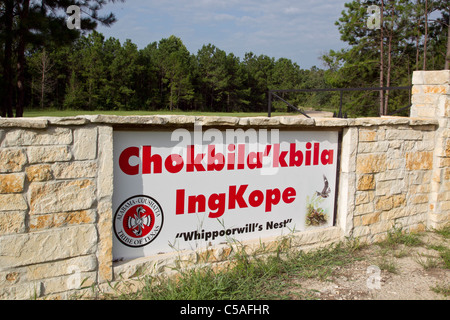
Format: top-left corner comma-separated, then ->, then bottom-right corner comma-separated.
97,0 -> 349,68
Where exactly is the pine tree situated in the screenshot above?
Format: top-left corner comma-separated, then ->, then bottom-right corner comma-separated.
0,0 -> 124,117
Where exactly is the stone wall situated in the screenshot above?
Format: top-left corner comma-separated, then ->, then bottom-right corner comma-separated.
0,70 -> 449,299
340,122 -> 436,243
411,71 -> 450,227
0,119 -> 114,299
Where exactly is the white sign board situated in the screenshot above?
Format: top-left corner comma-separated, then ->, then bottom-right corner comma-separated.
113,127 -> 339,260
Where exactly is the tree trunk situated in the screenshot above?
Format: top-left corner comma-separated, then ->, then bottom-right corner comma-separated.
445,6 -> 450,70
415,0 -> 421,71
379,1 -> 385,116
170,84 -> 174,111
16,0 -> 30,117
40,50 -> 46,109
2,0 -> 14,118
384,4 -> 394,115
423,0 -> 428,70
416,35 -> 420,70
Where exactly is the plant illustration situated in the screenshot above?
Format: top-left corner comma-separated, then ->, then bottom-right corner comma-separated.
305,193 -> 328,227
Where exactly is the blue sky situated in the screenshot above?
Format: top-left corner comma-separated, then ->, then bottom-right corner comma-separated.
96,0 -> 350,69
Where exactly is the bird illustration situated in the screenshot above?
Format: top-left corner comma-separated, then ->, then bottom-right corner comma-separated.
316,175 -> 331,198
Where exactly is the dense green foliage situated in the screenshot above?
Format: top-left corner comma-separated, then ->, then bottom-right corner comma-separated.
1,0 -> 449,117
25,33 -> 330,114
322,0 -> 450,116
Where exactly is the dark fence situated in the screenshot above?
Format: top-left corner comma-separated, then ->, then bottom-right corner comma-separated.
267,86 -> 412,118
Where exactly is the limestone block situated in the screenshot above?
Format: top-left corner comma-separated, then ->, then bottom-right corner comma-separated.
358,130 -> 377,142
361,212 -> 381,226
441,200 -> 450,211
52,161 -> 97,179
40,271 -> 97,296
29,180 -> 95,214
369,220 -> 395,235
408,203 -> 429,215
411,93 -> 440,105
377,169 -> 405,182
279,117 -> 316,126
337,171 -> 356,237
428,212 -> 450,228
0,211 -> 26,235
72,127 -> 98,160
0,118 -> 48,129
243,117 -> 281,127
385,129 -> 423,141
410,183 -> 431,194
29,210 -> 95,231
310,118 -> 348,127
354,202 -> 375,215
396,213 -> 427,230
445,139 -> 450,158
357,174 -> 375,191
406,170 -> 431,185
351,226 -> 371,239
375,195 -> 393,211
356,154 -> 386,173
405,151 -> 433,170
340,128 -> 358,173
97,200 -> 113,282
375,179 -> 405,196
413,70 -> 450,85
0,254 -> 97,298
436,191 -> 450,202
423,70 -> 450,85
0,173 -> 25,193
45,116 -> 89,126
381,208 -> 408,221
1,127 -> 72,147
0,194 -> 27,211
414,140 -> 435,152
26,255 -> 97,282
444,167 -> 450,181
393,194 -> 406,208
0,281 -> 43,300
386,158 -> 402,170
357,141 -> 389,153
416,106 -> 437,118
27,146 -> 72,163
355,191 -> 374,205
402,141 -> 416,151
25,164 -> 53,182
97,126 -> 113,200
438,157 -> 450,168
411,85 -> 422,94
0,225 -> 97,269
0,148 -> 27,173
412,72 -> 424,85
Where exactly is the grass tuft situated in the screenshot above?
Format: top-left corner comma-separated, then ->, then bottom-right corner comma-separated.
101,237 -> 365,300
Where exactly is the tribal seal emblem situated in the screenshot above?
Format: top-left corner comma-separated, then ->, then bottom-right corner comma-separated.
114,195 -> 163,248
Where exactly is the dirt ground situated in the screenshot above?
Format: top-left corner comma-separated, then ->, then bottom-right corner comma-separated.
291,230 -> 450,300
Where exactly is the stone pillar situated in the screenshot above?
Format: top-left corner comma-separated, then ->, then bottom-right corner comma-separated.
411,71 -> 450,228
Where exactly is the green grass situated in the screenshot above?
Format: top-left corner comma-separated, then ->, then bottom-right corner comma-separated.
86,225 -> 450,300
434,224 -> 450,239
22,108 -> 295,118
431,284 -> 450,297
377,225 -> 423,250
102,238 -> 364,300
